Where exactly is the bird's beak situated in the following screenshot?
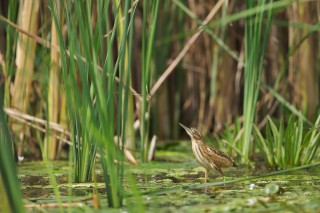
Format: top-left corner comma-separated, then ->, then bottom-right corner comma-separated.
179,123 -> 193,138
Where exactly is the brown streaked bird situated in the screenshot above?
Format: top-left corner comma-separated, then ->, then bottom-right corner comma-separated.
180,123 -> 238,182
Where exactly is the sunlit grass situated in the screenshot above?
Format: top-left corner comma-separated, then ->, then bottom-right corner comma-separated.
50,0 -> 138,207
0,0 -> 319,211
254,115 -> 320,168
242,0 -> 273,162
0,93 -> 24,213
140,0 -> 160,162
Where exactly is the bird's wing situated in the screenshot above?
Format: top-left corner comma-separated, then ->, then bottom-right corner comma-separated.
210,162 -> 224,176
206,147 -> 233,162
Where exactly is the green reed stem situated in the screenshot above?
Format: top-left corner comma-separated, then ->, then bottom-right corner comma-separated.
242,0 -> 273,162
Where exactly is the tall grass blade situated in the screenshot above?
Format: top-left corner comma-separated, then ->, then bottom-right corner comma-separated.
50,0 -> 140,207
4,0 -> 19,108
255,115 -> 319,169
0,87 -> 24,213
253,125 -> 274,167
114,0 -> 136,152
242,0 -> 273,162
262,83 -> 311,125
302,114 -> 320,164
141,0 -> 160,162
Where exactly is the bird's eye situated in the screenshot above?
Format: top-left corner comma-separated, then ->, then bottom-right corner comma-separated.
192,129 -> 202,140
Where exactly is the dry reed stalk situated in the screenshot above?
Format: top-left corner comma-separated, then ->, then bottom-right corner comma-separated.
288,2 -> 319,118
149,0 -> 225,97
0,15 -> 142,100
183,0 -> 217,131
204,1 -> 237,134
213,35 -> 237,132
45,1 -> 61,160
11,0 -> 40,158
4,107 -> 138,165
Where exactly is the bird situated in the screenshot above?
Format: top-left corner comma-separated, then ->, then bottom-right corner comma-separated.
179,123 -> 238,183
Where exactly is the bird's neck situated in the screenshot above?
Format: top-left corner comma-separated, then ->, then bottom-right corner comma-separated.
192,139 -> 204,146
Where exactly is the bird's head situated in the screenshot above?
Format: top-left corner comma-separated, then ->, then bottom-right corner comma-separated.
179,123 -> 202,142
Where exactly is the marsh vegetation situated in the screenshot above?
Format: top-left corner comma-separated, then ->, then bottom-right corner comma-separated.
0,0 -> 320,212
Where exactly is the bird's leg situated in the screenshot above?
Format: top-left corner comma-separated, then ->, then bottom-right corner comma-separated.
213,165 -> 224,176
212,164 -> 225,180
205,169 -> 208,183
204,169 -> 208,193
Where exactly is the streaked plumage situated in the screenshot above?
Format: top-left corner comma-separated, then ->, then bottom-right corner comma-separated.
180,123 -> 237,182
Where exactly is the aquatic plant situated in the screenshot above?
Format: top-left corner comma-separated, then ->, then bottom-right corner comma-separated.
0,90 -> 24,213
140,0 -> 160,162
254,115 -> 320,168
50,0 -> 138,207
241,0 -> 273,163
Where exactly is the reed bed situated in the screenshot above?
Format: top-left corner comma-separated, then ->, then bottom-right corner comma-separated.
0,0 -> 319,210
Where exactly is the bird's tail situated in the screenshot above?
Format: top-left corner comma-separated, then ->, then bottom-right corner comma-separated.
233,161 -> 238,168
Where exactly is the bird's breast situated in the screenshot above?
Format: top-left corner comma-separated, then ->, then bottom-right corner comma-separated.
191,142 -> 212,169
